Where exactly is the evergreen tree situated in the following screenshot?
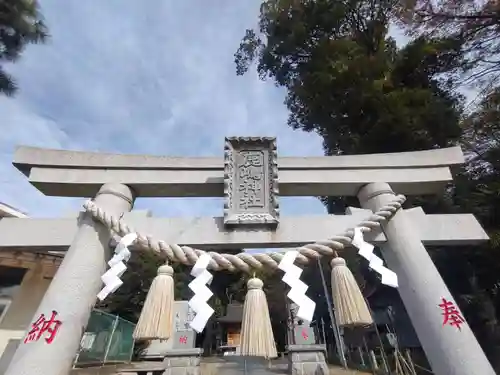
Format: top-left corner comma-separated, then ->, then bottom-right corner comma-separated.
0,0 -> 48,96
397,0 -> 500,94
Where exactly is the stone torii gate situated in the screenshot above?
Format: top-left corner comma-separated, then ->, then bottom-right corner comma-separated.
0,137 -> 496,375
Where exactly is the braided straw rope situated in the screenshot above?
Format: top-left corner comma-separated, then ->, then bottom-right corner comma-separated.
83,194 -> 406,273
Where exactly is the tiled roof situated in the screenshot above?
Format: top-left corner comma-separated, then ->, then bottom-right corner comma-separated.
218,303 -> 243,323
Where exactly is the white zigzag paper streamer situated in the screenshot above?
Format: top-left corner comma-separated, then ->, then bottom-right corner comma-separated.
97,233 -> 138,301
352,227 -> 398,288
188,253 -> 214,333
278,251 -> 316,322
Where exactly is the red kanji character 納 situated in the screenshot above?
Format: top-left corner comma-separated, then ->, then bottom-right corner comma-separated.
179,335 -> 187,344
24,315 -> 45,344
24,310 -> 62,344
439,298 -> 465,331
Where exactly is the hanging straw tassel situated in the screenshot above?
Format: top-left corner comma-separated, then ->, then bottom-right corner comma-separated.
133,264 -> 175,341
239,277 -> 277,358
330,257 -> 373,327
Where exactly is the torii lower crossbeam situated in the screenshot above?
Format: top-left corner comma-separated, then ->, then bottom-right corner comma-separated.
0,208 -> 487,252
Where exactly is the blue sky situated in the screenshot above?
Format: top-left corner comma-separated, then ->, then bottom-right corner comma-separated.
0,0 -> 408,219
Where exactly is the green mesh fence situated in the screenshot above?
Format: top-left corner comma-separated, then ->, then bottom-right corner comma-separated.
74,309 -> 136,365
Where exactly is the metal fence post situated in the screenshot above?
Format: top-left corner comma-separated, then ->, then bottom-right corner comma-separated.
317,258 -> 347,368
103,315 -> 119,364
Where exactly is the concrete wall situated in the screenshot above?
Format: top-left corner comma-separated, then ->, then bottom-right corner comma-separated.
0,265 -> 52,355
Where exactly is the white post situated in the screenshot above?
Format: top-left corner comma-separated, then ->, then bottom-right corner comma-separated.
103,315 -> 120,363
317,258 -> 347,368
358,182 -> 495,375
5,183 -> 134,375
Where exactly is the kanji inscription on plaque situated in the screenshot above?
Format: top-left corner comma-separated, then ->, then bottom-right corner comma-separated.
224,137 -> 279,226
237,150 -> 265,210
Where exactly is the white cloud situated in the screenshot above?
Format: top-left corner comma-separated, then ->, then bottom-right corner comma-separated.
0,0 -> 326,218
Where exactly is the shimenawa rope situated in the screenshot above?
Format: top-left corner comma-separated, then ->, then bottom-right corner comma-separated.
82,194 -> 406,273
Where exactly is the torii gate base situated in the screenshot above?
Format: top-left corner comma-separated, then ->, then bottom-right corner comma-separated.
2,142 -> 497,375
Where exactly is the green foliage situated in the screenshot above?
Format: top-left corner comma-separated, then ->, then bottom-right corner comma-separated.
453,88 -> 500,284
99,251 -> 288,329
235,0 -> 463,156
97,251 -> 191,323
397,0 -> 500,92
0,0 -> 48,96
209,266 -> 288,323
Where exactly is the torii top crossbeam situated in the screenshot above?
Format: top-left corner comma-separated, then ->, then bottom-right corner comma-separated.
4,139 -> 486,252
2,139 -> 486,251
13,141 -> 464,198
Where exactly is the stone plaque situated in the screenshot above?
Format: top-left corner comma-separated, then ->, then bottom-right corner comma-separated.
294,325 -> 316,345
172,301 -> 196,349
174,301 -> 195,332
140,301 -> 197,358
289,303 -> 316,345
223,137 -> 279,226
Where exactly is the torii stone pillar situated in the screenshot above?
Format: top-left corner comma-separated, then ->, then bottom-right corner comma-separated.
4,183 -> 134,375
358,182 -> 495,375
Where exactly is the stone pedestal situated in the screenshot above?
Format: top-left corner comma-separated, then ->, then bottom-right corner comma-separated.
287,345 -> 328,375
141,331 -> 197,360
140,340 -> 170,360
162,348 -> 202,375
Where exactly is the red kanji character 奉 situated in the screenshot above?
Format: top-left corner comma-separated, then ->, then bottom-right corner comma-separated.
179,335 -> 187,344
439,298 -> 465,331
24,310 -> 62,344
